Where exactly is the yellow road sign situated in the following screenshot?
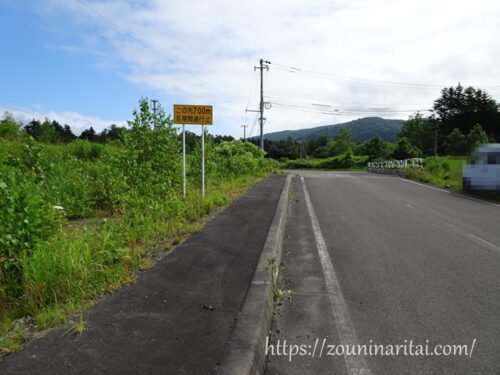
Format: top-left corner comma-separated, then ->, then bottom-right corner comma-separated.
173,105 -> 213,125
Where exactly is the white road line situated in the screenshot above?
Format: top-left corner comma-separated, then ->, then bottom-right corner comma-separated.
300,176 -> 372,375
399,178 -> 450,193
453,192 -> 500,208
466,234 -> 500,251
400,178 -> 500,208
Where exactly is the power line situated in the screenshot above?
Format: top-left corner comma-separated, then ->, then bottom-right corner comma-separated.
271,62 -> 500,89
266,92 -> 431,110
248,112 -> 259,137
271,98 -> 432,112
271,101 -> 432,116
75,0 -> 220,95
272,64 -> 441,89
269,96 -> 432,113
245,69 -> 258,111
272,104 -> 342,116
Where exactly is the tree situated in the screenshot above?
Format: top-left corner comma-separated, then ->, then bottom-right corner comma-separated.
106,124 -> 124,142
313,128 -> 354,157
0,112 -> 24,140
331,127 -> 353,155
123,98 -> 181,192
79,127 -> 97,142
97,124 -> 126,143
211,134 -> 234,144
180,130 -> 200,153
61,124 -> 76,143
306,136 -> 329,155
24,119 -> 75,143
37,119 -> 58,143
466,124 -> 490,152
361,134 -> 391,161
265,138 -> 300,160
433,84 -> 499,140
398,113 -> 438,156
446,128 -> 467,155
392,137 -> 422,159
24,119 -> 43,139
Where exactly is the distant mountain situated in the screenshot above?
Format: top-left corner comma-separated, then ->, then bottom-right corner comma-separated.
261,117 -> 405,143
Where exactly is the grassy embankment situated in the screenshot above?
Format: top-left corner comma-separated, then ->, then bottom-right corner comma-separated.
0,133 -> 276,354
404,156 -> 500,201
281,153 -> 368,170
404,157 -> 466,190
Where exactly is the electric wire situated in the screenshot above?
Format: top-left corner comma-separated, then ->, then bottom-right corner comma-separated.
271,102 -> 432,116
245,69 -> 258,111
248,112 -> 259,137
75,0 -> 220,95
271,62 -> 500,89
266,92 -> 430,110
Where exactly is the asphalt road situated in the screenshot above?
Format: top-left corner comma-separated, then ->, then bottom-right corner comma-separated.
267,171 -> 500,375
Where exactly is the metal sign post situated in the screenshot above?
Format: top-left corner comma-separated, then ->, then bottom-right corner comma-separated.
201,125 -> 205,197
173,104 -> 213,198
182,124 -> 186,197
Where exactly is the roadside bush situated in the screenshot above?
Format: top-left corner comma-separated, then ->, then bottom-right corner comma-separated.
122,99 -> 181,196
0,168 -> 63,302
325,152 -> 368,169
284,153 -> 368,170
424,157 -> 450,175
211,141 -> 265,179
404,157 -> 465,190
43,159 -> 97,218
64,140 -> 105,160
189,139 -> 274,184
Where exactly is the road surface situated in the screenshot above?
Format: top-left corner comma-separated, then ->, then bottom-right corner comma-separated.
267,171 -> 500,375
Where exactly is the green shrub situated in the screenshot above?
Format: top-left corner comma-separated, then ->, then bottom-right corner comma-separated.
424,157 -> 450,175
0,168 -> 63,301
64,140 -> 105,160
0,116 -> 26,141
284,153 -> 368,170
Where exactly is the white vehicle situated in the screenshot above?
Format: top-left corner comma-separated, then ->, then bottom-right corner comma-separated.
462,144 -> 500,192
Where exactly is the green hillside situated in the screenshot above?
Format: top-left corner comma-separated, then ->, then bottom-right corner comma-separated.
262,117 -> 404,142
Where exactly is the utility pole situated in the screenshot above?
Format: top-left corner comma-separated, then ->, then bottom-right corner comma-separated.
241,124 -> 248,141
151,99 -> 159,115
300,142 -> 305,159
254,59 -> 270,153
151,99 -> 159,128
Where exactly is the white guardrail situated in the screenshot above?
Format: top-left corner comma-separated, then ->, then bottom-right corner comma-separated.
367,158 -> 423,175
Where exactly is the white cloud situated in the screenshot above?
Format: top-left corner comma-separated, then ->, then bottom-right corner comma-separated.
32,0 -> 500,137
0,107 -> 126,135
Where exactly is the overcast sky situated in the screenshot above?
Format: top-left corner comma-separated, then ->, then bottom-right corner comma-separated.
1,0 -> 500,137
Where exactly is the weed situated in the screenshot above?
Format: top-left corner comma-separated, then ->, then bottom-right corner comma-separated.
73,315 -> 87,338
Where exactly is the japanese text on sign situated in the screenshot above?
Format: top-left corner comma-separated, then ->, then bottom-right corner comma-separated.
173,105 -> 213,125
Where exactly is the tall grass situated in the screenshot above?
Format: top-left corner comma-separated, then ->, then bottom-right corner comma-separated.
0,105 -> 276,353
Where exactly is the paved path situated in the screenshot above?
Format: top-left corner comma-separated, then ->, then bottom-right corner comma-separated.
267,172 -> 500,375
0,174 -> 287,375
